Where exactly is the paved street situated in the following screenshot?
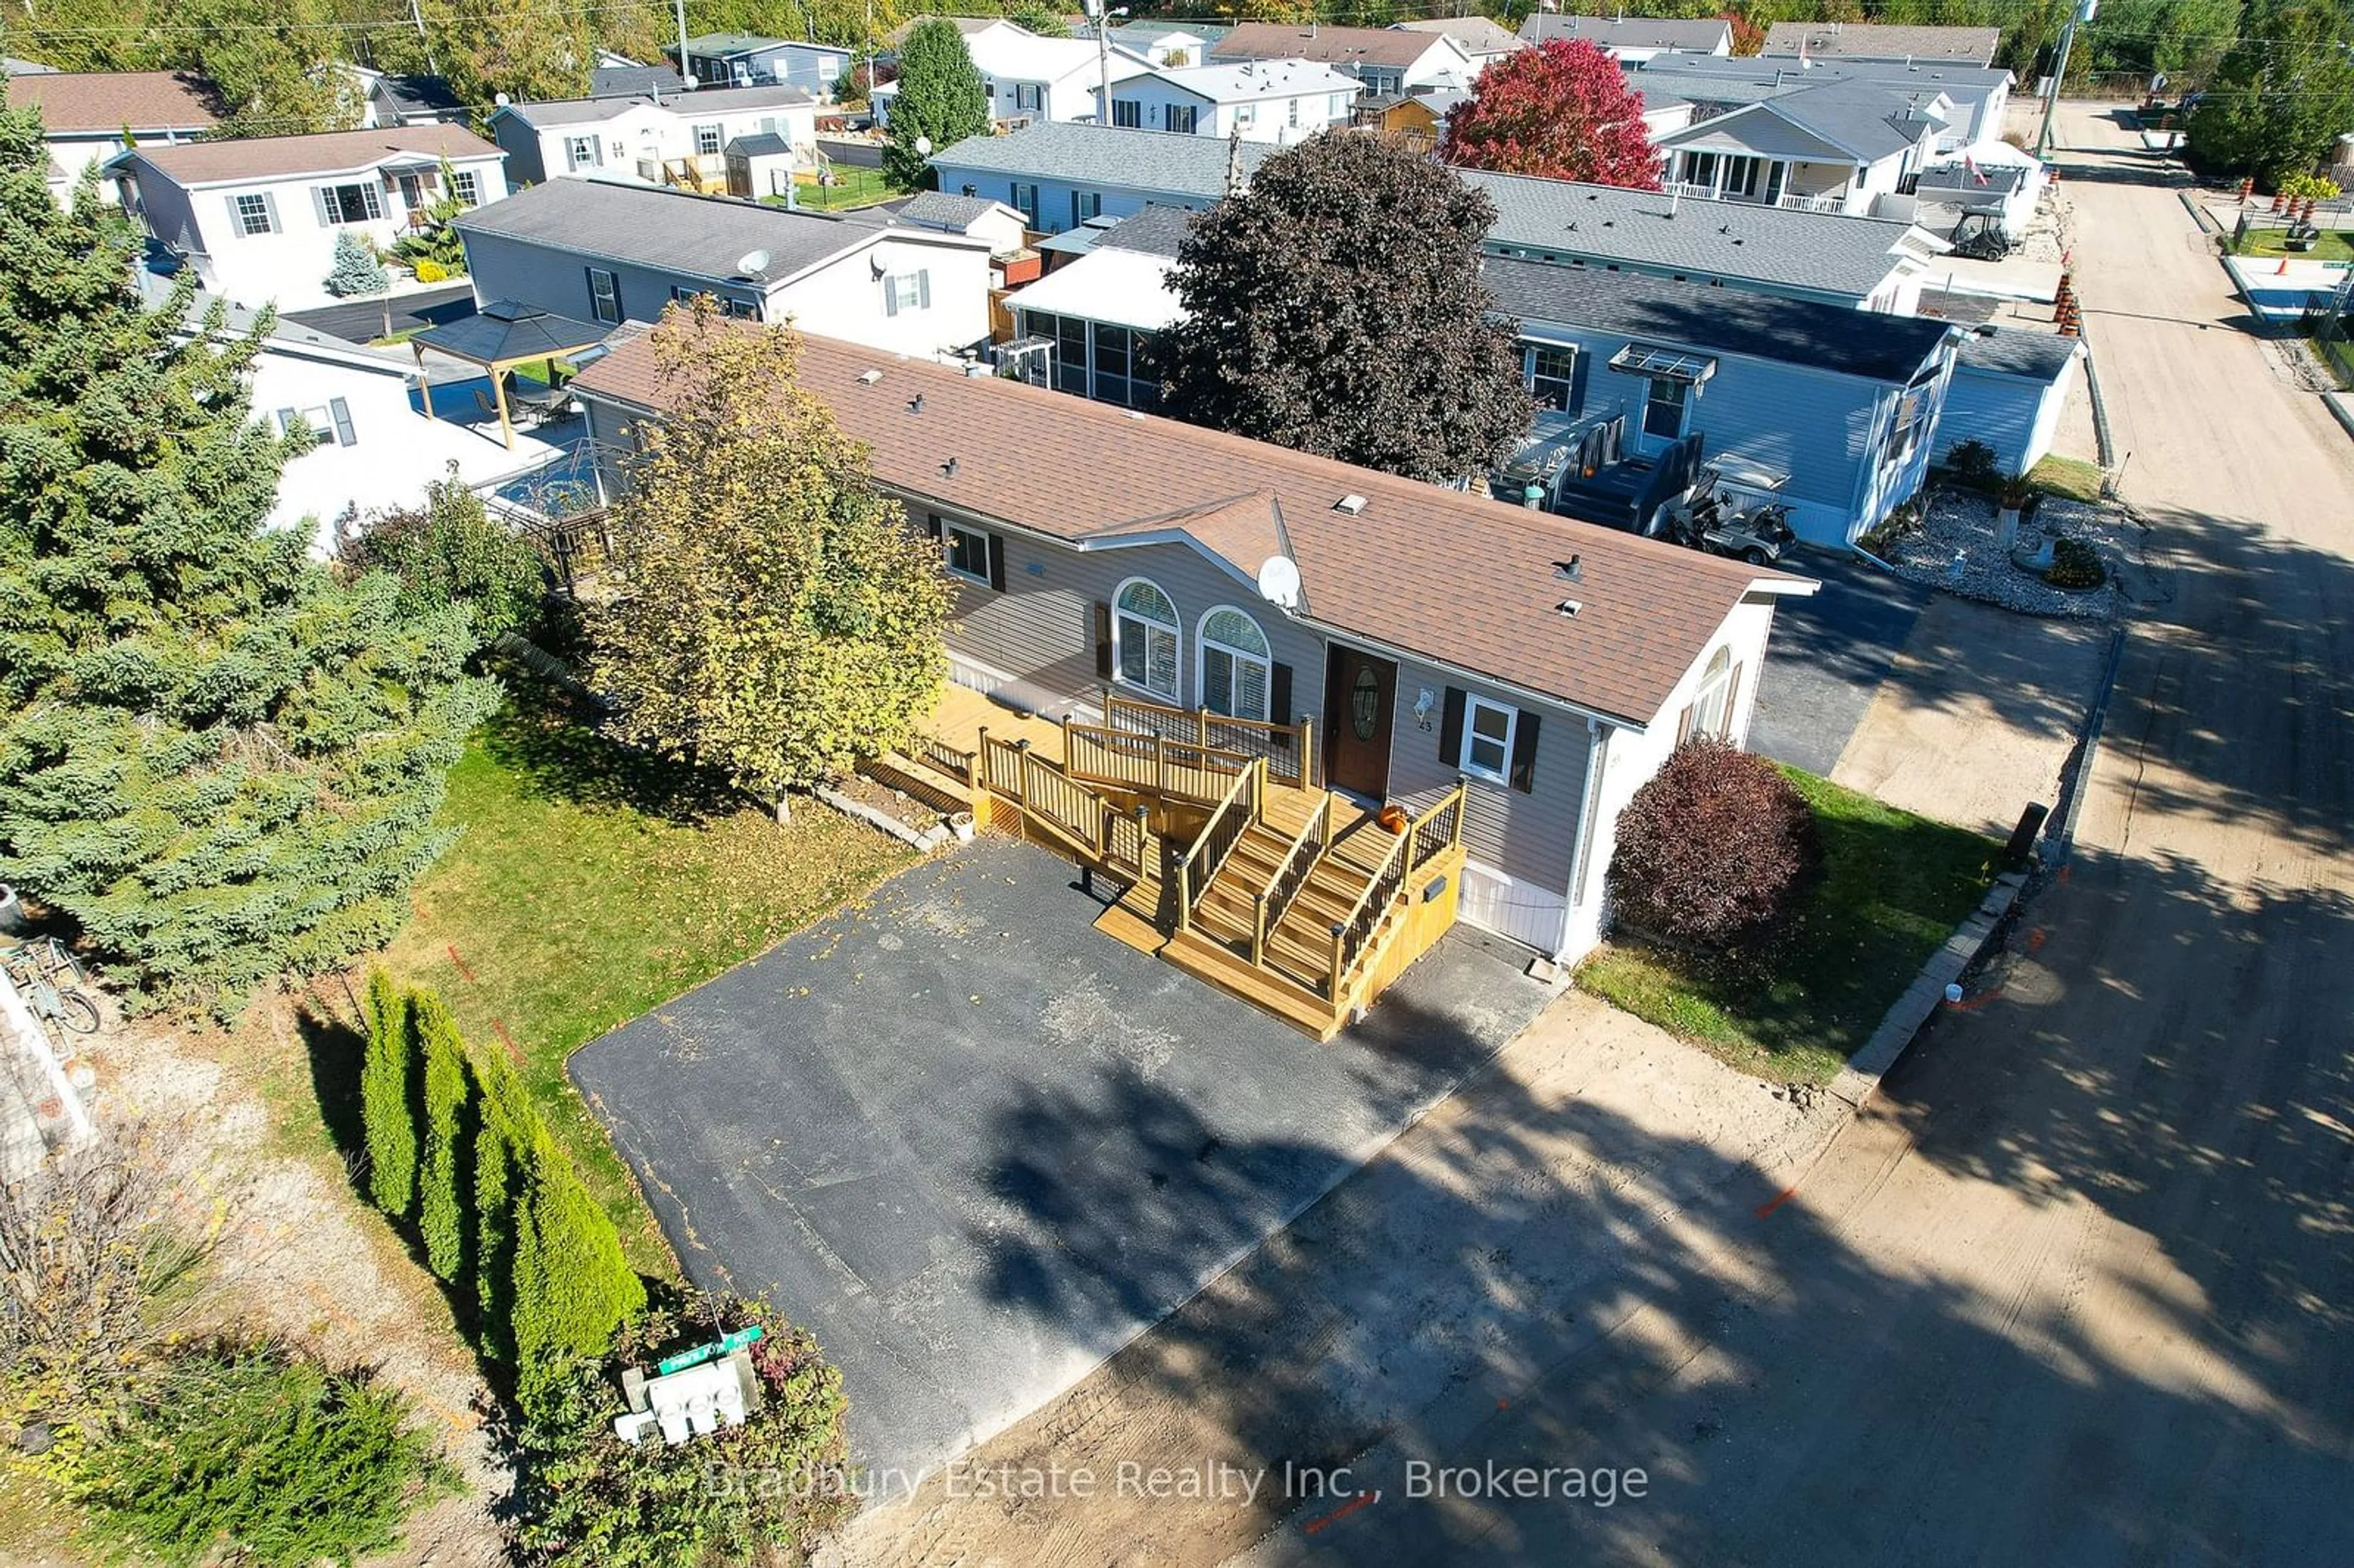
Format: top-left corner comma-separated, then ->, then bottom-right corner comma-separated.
839,104 -> 2354,1567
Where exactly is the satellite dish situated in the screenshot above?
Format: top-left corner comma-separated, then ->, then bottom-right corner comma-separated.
737,248 -> 771,278
915,134 -> 934,156
1257,555 -> 1302,611
493,91 -> 511,107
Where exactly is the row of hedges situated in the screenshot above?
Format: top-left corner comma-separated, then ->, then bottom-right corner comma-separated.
360,972 -> 646,1412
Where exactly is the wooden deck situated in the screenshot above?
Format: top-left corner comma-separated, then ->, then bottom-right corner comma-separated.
877,682 -> 1463,1040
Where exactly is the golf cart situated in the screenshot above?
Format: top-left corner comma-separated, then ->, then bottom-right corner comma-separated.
1951,210 -> 2016,262
1661,458 -> 1797,566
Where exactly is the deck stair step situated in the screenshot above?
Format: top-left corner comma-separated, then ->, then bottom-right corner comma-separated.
1160,929 -> 1344,1041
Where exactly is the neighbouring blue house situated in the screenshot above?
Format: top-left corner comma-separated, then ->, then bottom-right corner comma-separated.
1938,324 -> 2085,478
929,121 -> 1948,310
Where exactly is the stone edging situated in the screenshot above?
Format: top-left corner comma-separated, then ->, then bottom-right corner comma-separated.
813,782 -> 973,855
1827,869 -> 2027,1108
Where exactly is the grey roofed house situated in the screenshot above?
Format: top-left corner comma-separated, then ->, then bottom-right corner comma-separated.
1734,78 -> 1941,162
367,73 -> 463,122
1393,16 -> 1523,56
453,177 -> 944,285
500,81 -> 813,127
590,64 -> 687,97
1761,21 -> 2002,65
1094,203 -> 1200,259
1479,254 -> 1954,383
1518,13 -> 1734,51
1462,168 -> 1933,301
896,189 -> 1021,230
930,120 -> 1279,199
1954,322 -> 2081,381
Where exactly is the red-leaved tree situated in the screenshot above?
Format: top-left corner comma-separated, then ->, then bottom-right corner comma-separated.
1718,9 -> 1767,56
1440,39 -> 1661,190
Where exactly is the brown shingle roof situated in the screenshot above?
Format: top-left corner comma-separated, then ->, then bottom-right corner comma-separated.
1211,21 -> 1453,70
4,70 -> 219,133
571,328 -> 1800,726
121,123 -> 499,186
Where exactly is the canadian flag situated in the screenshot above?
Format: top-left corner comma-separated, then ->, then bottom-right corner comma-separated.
1799,39 -> 1811,67
1965,153 -> 1990,186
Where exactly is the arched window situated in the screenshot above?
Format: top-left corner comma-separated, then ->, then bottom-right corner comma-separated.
1113,578 -> 1180,701
1683,646 -> 1740,742
1197,606 -> 1271,721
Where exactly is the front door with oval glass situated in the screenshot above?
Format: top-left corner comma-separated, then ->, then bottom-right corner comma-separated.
1324,646 -> 1396,800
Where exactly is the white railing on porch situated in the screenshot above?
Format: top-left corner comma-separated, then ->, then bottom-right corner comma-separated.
1777,191 -> 1848,213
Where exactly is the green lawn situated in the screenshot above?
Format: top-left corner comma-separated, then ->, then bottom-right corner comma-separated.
1578,768 -> 1998,1084
373,683 -> 913,1276
2028,454 -> 2105,503
763,164 -> 897,212
2238,227 -> 2354,262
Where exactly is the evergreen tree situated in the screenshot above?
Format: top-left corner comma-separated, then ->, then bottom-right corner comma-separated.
2187,1 -> 2354,186
470,1046 -> 532,1366
325,229 -> 390,299
1154,134 -> 1534,483
0,97 -> 497,1016
414,994 -> 469,1284
360,969 -> 417,1217
512,1124 -> 646,1413
590,300 -> 951,816
883,18 -> 990,192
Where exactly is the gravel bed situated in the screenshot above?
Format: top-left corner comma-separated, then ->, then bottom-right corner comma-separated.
1875,487 -> 2136,620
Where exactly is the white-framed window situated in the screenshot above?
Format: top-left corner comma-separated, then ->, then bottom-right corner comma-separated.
1528,344 -> 1576,410
1683,646 -> 1740,742
1113,577 -> 1180,701
1010,181 -> 1040,228
450,168 -> 480,205
1643,376 -> 1688,440
1235,102 -> 1257,127
1112,97 -> 1142,129
565,135 -> 602,170
1885,382 -> 1932,466
1287,96 -> 1301,128
883,269 -> 930,315
943,520 -> 991,584
1329,93 -> 1347,119
233,191 -> 276,235
587,266 -> 620,324
1015,82 -> 1042,112
1460,693 -> 1517,785
1071,189 -> 1100,226
316,181 -> 383,225
1198,606 -> 1271,721
694,122 -> 723,156
275,397 -> 354,447
1168,103 -> 1197,134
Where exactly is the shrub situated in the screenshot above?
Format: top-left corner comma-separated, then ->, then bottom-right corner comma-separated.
1943,437 -> 2000,489
2279,171 -> 2342,202
513,1292 -> 853,1567
324,229 -> 389,297
340,465 -> 547,648
415,994 -> 470,1284
1607,738 -> 1818,954
512,1125 -> 647,1415
2045,536 -> 2106,590
360,970 -> 417,1217
413,256 -> 448,283
471,1051 -> 530,1366
75,1339 -> 451,1567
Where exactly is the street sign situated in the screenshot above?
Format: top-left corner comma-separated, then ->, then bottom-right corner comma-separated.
656,1323 -> 766,1376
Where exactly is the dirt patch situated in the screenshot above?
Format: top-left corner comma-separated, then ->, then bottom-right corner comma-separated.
74,1000 -> 512,1567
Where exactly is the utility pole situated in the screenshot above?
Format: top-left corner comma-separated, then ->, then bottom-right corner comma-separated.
2036,0 -> 2098,159
1092,0 -> 1113,124
676,0 -> 693,88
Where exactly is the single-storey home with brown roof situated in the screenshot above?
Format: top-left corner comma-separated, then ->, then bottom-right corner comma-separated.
1210,21 -> 1474,96
109,124 -> 509,310
3,69 -> 219,205
569,325 -> 1815,963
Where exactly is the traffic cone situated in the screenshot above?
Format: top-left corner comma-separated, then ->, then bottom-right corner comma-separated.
2279,256 -> 2292,275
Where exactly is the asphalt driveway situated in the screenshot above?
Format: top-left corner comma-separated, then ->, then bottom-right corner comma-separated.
1750,544 -> 1929,776
570,835 -> 1550,1481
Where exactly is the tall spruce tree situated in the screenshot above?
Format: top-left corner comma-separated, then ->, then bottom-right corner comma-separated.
414,993 -> 468,1284
883,18 -> 990,192
360,970 -> 417,1217
1152,134 -> 1534,483
512,1124 -> 646,1414
0,99 -> 496,1016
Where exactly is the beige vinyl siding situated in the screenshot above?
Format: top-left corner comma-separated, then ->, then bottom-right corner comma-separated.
1382,659 -> 1589,897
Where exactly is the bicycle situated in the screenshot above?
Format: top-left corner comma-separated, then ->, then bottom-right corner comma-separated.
1,937 -> 102,1037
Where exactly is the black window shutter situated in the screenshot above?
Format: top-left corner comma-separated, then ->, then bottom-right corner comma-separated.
925,513 -> 943,540
1093,602 -> 1113,679
1568,351 -> 1590,417
1268,661 -> 1292,725
1439,687 -> 1465,766
1509,710 -> 1541,793
986,531 -> 1005,592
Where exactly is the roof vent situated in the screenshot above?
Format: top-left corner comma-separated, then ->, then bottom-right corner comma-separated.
857,368 -> 882,384
908,393 -> 924,413
1556,598 -> 1583,618
942,456 -> 958,477
1334,493 -> 1368,515
1555,555 -> 1582,582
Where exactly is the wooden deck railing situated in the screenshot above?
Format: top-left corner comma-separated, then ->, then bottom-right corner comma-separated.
914,734 -> 975,785
1323,784 -> 1466,1002
977,729 -> 1150,880
1103,690 -> 1316,790
1064,720 -> 1257,804
1173,757 -> 1265,934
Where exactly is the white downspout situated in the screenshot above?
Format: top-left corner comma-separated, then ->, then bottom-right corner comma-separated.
1560,717 -> 1611,961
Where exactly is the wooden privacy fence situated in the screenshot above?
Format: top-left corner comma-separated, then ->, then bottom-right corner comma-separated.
1103,691 -> 1316,790
978,730 -> 1151,880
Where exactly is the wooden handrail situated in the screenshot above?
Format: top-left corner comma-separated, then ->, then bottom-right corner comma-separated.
1173,755 -> 1262,933
1102,688 -> 1315,788
1324,785 -> 1466,1000
1258,789 -> 1333,938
